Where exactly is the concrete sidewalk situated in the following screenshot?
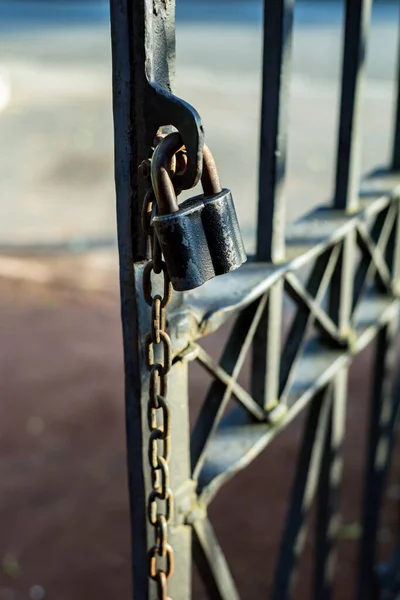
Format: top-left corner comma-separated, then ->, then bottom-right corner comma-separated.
0,1 -> 398,258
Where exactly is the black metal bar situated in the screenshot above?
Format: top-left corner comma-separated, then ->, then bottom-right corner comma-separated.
270,387 -> 332,600
357,314 -> 400,600
256,0 -> 293,263
334,0 -> 372,211
330,0 -> 371,343
110,0 -> 203,261
328,233 -> 356,334
110,2 -> 195,598
192,518 -> 240,600
391,3 -> 400,171
314,370 -> 347,600
251,283 -> 284,411
314,405 -> 334,600
110,0 -> 175,262
109,3 -> 148,597
251,0 -> 293,413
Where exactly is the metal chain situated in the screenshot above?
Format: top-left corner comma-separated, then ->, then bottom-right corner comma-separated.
142,187 -> 174,600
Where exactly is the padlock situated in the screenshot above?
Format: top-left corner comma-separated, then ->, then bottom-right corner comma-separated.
150,133 -> 247,292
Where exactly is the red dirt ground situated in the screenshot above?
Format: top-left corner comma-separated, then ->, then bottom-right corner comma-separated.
0,276 -> 399,600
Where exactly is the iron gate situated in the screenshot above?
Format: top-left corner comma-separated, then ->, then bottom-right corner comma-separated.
110,0 -> 400,597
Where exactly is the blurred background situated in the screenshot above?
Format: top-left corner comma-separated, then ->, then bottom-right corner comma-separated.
1,1 -> 400,599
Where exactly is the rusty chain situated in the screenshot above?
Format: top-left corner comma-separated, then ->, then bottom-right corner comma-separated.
141,186 -> 174,600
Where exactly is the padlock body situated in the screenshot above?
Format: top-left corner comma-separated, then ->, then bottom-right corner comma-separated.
152,188 -> 246,291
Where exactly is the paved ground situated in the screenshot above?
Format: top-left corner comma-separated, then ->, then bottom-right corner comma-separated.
0,275 -> 399,599
0,1 -> 399,252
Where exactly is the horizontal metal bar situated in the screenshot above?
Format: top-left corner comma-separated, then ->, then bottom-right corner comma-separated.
170,177 -> 400,355
196,294 -> 400,504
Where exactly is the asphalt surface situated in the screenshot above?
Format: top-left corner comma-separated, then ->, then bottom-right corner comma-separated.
0,1 -> 399,253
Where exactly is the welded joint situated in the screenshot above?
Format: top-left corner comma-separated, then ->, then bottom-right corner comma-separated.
173,342 -> 201,363
342,327 -> 358,353
320,325 -> 353,349
183,501 -> 208,526
173,479 -> 207,526
266,400 -> 288,425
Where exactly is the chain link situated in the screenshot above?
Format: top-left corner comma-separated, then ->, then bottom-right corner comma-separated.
141,188 -> 174,599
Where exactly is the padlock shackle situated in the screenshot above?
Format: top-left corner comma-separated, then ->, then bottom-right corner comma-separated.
151,132 -> 223,215
151,132 -> 183,215
201,145 -> 222,196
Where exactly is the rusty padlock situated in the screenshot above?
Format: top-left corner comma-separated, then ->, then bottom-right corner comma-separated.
150,133 -> 247,292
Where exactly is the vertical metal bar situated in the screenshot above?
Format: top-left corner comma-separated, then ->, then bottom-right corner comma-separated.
391,4 -> 400,171
357,314 -> 400,600
110,3 -> 147,597
314,408 -> 334,600
251,0 -> 293,412
314,370 -> 347,600
251,284 -> 284,410
330,0 -> 372,329
334,0 -> 372,211
256,0 -> 293,263
110,0 -> 176,265
110,2 -> 192,599
165,360 -> 192,600
317,4 -> 372,594
270,387 -> 332,600
328,240 -> 355,336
